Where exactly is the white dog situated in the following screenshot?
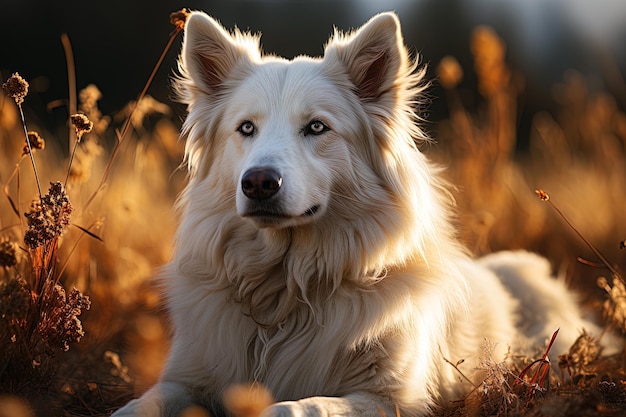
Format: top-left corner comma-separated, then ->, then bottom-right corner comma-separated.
113,11 -> 609,417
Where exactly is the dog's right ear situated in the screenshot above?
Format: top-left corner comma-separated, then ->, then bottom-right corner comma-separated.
180,12 -> 260,94
324,13 -> 410,102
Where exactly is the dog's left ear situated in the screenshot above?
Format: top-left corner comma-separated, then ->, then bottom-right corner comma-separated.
179,12 -> 260,96
324,12 -> 409,101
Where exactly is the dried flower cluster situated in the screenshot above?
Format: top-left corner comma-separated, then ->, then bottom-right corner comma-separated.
104,351 -> 132,383
535,189 -> 550,202
70,113 -> 93,141
558,331 -> 602,378
24,182 -> 74,249
22,131 -> 45,155
2,72 -> 29,105
37,283 -> 91,351
0,278 -> 31,325
0,238 -> 19,268
79,84 -> 110,135
464,341 -> 521,416
0,9 -> 191,412
170,8 -> 191,31
598,276 -> 626,333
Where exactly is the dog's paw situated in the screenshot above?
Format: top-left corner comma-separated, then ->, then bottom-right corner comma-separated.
111,382 -> 196,417
259,401 -> 311,417
111,398 -> 159,417
258,394 -> 395,417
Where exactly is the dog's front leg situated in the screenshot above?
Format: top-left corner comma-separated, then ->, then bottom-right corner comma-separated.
112,381 -> 196,417
260,392 -> 397,417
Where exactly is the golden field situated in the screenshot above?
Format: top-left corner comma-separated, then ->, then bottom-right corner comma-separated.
1,14 -> 625,417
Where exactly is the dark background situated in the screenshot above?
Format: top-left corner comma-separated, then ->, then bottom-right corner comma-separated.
2,0 -> 625,139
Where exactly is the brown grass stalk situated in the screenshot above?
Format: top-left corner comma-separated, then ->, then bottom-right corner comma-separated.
83,17 -> 186,211
17,100 -> 42,202
61,33 -> 77,153
535,189 -> 623,282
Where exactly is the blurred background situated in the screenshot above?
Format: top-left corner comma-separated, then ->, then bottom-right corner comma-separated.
2,0 -> 625,131
1,1 -> 625,415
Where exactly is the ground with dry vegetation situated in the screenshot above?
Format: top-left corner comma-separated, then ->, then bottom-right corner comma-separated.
1,11 -> 625,417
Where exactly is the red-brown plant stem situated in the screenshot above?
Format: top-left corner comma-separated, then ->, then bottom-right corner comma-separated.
515,328 -> 559,400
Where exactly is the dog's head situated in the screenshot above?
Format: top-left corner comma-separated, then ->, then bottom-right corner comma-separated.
176,11 -> 428,231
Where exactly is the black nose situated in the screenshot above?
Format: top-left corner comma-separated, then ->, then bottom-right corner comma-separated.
241,168 -> 282,200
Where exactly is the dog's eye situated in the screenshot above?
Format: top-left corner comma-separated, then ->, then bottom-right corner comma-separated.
237,121 -> 256,137
305,120 -> 329,136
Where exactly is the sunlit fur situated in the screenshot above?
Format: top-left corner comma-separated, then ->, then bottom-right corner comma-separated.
113,11 -> 611,417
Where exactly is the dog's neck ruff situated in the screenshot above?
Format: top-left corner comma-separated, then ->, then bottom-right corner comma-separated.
174,174 -> 449,330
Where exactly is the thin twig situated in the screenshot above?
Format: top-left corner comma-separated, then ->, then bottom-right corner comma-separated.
17,103 -> 42,200
443,355 -> 479,389
3,156 -> 26,218
61,33 -> 77,153
55,221 -> 103,284
65,137 -> 80,187
535,189 -> 623,282
83,26 -> 183,211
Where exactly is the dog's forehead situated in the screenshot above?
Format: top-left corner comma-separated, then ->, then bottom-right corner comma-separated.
232,59 -> 342,109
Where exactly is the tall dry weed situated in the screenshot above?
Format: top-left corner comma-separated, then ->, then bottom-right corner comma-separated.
0,9 -> 190,416
0,73 -> 94,412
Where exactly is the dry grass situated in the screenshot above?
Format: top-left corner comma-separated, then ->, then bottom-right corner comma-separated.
0,12 -> 625,417
0,10 -> 189,415
432,26 -> 626,417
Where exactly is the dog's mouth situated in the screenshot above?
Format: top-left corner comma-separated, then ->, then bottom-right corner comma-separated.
302,205 -> 320,217
242,204 -> 321,227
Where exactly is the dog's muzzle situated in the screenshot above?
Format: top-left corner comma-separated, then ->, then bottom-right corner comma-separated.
240,167 -> 321,226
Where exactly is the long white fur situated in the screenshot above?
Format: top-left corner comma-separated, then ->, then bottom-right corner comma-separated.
113,11 -> 610,417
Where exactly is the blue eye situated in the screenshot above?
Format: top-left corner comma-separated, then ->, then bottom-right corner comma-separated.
305,120 -> 329,136
237,121 -> 255,136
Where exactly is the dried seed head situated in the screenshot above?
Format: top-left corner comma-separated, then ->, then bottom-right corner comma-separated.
0,238 -> 19,268
0,278 -> 31,323
24,182 -> 74,249
78,84 -> 110,135
170,8 -> 191,31
558,330 -> 602,377
22,131 -> 46,155
535,189 -> 550,202
36,284 -> 91,351
437,56 -> 464,90
104,351 -> 131,383
2,72 -> 29,105
79,84 -> 102,112
597,276 -> 610,291
70,113 -> 93,141
598,276 -> 626,333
